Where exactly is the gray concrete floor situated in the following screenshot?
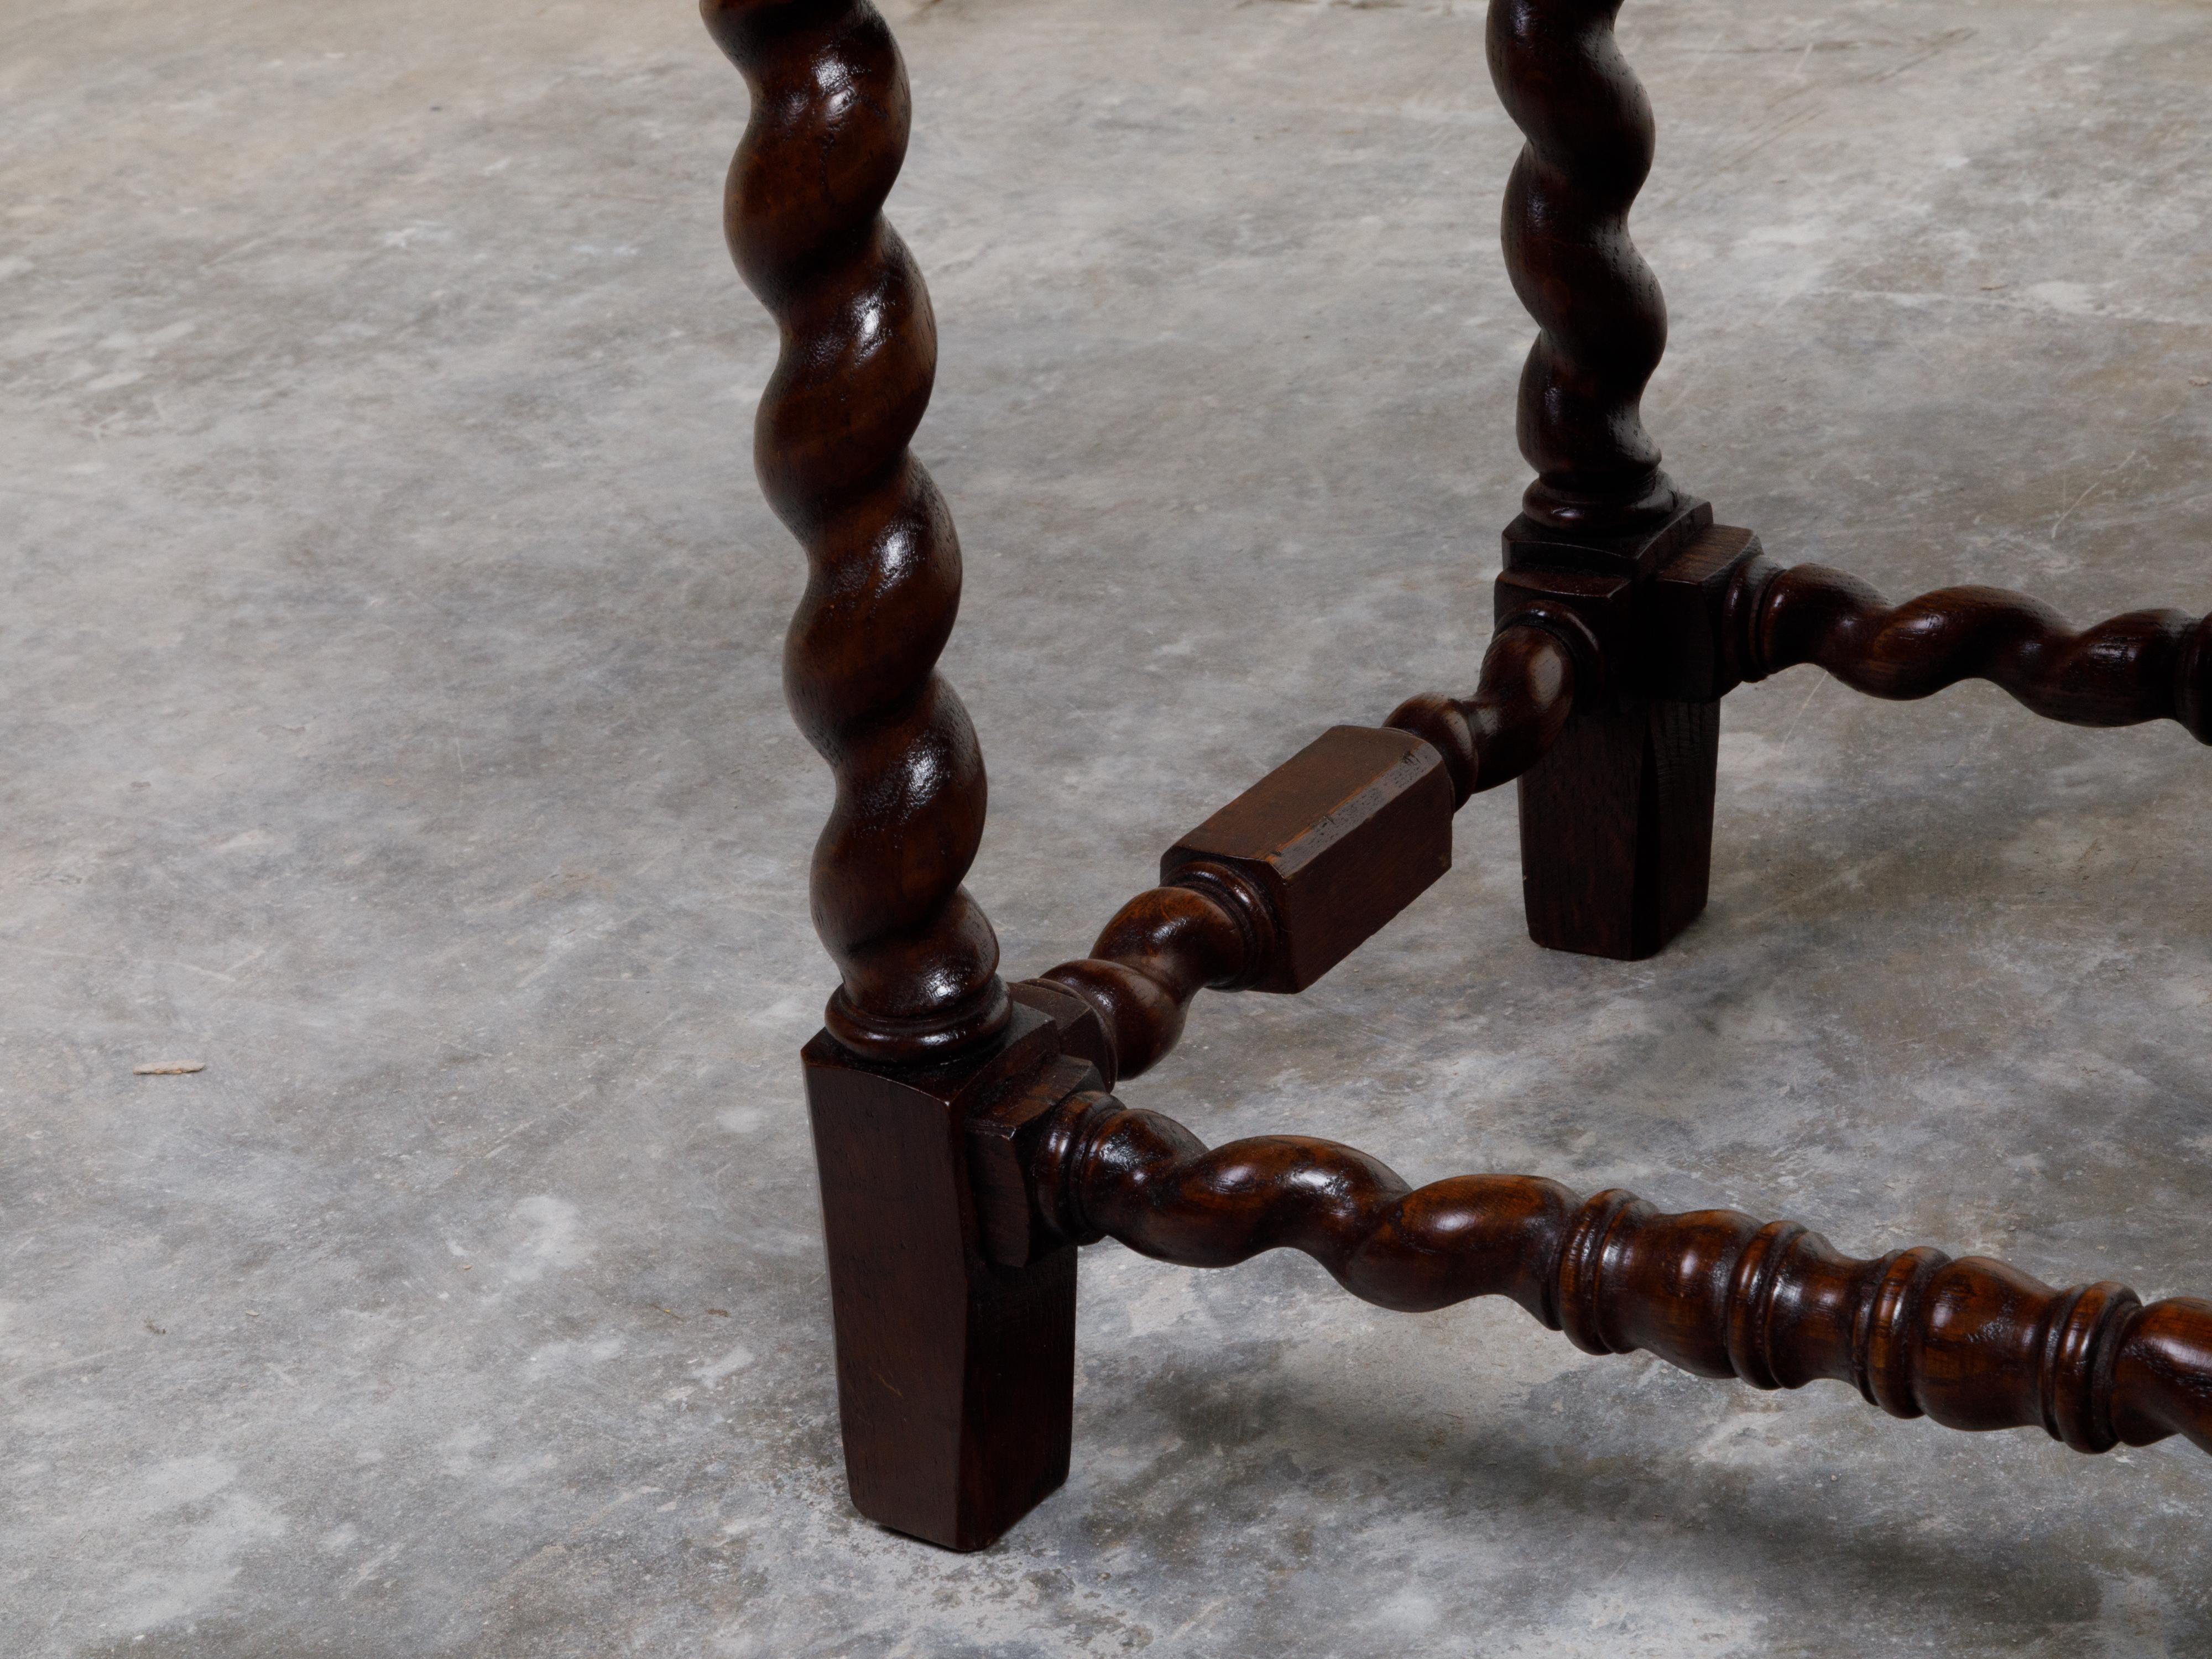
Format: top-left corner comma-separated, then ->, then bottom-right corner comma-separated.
4,0 -> 2210,1652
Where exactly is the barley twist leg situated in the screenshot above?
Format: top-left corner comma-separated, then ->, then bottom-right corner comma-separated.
707,0 -> 1008,1059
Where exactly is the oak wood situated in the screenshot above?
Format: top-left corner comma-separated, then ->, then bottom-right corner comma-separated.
967,1052 -> 1104,1269
710,0 -> 2212,1565
1490,0 -> 1683,538
1025,650 -> 1582,1085
1491,526 -> 1764,961
1515,695 -> 1718,960
802,1006 -> 1080,1550
1005,978 -> 1119,1090
1025,881 -> 1255,1088
706,0 -> 1006,1061
1386,622 -> 1578,806
1028,1097 -> 2212,1460
1503,499 -> 1713,583
1744,563 -> 2212,739
1162,726 -> 1454,994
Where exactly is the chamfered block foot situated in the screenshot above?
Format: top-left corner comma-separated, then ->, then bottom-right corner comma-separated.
1514,697 -> 1720,961
802,1008 -> 1081,1551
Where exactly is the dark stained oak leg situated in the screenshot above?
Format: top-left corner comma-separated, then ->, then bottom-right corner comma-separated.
803,1009 -> 1086,1550
1018,1096 -> 2212,1462
706,0 -> 1006,1064
704,0 -> 1079,1548
1490,527 -> 1765,961
1485,0 -> 1742,960
1515,696 -> 1718,961
1489,0 -> 1682,543
711,0 -> 2212,1564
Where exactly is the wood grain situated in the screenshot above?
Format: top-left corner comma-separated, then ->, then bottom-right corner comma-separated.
1022,643 -> 1582,1084
801,1007 -> 1080,1550
1386,622 -> 1578,806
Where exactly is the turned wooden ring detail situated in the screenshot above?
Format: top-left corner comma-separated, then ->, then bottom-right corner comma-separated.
1030,1095 -> 2212,1459
1019,622 -> 1578,1086
1023,865 -> 1272,1089
707,0 -> 1009,1061
1386,619 -> 1582,806
1740,563 -> 2212,741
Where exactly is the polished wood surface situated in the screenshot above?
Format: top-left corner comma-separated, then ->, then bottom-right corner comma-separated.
708,0 -> 2212,1561
706,0 -> 1007,1061
1494,527 -> 1766,960
1386,621 -> 1578,806
1162,726 -> 1454,994
1515,696 -> 1719,959
1024,883 -> 1250,1088
1490,0 -> 1682,540
802,1007 -> 1084,1550
1027,1095 -> 2212,1459
1025,633 -> 1581,1085
1744,562 -> 2212,739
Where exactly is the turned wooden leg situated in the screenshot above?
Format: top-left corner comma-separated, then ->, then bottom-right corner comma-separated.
711,0 -> 2212,1563
703,0 -> 1079,1548
1484,0 -> 1738,960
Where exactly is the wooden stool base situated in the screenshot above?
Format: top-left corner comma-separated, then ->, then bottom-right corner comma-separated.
710,0 -> 2212,1565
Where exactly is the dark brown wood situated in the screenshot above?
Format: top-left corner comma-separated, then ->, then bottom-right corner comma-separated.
1025,1095 -> 2212,1459
1504,500 -> 1713,583
706,0 -> 1072,1552
711,0 -> 2212,1567
1489,0 -> 1684,541
1022,881 -> 1256,1088
802,1006 -> 1087,1550
1486,0 -> 1767,962
1515,695 -> 1718,960
1386,620 -> 1579,806
1005,978 -> 1120,1089
1021,726 -> 1458,1082
706,0 -> 1006,1062
1162,726 -> 1455,993
1743,563 -> 2212,739
1645,524 -> 1766,701
967,1052 -> 1103,1269
1022,651 -> 1585,1086
1493,529 -> 1765,961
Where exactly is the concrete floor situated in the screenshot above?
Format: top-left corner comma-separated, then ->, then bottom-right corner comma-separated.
4,0 -> 2210,1652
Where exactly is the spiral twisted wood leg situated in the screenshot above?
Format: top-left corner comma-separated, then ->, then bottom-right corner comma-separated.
708,0 -> 1074,1553
1489,0 -> 1682,537
712,0 -> 2212,1563
1744,564 -> 2212,740
706,0 -> 1006,1062
1031,1098 -> 2212,1459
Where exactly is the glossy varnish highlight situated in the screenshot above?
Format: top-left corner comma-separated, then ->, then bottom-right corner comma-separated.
707,0 -> 2212,1556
